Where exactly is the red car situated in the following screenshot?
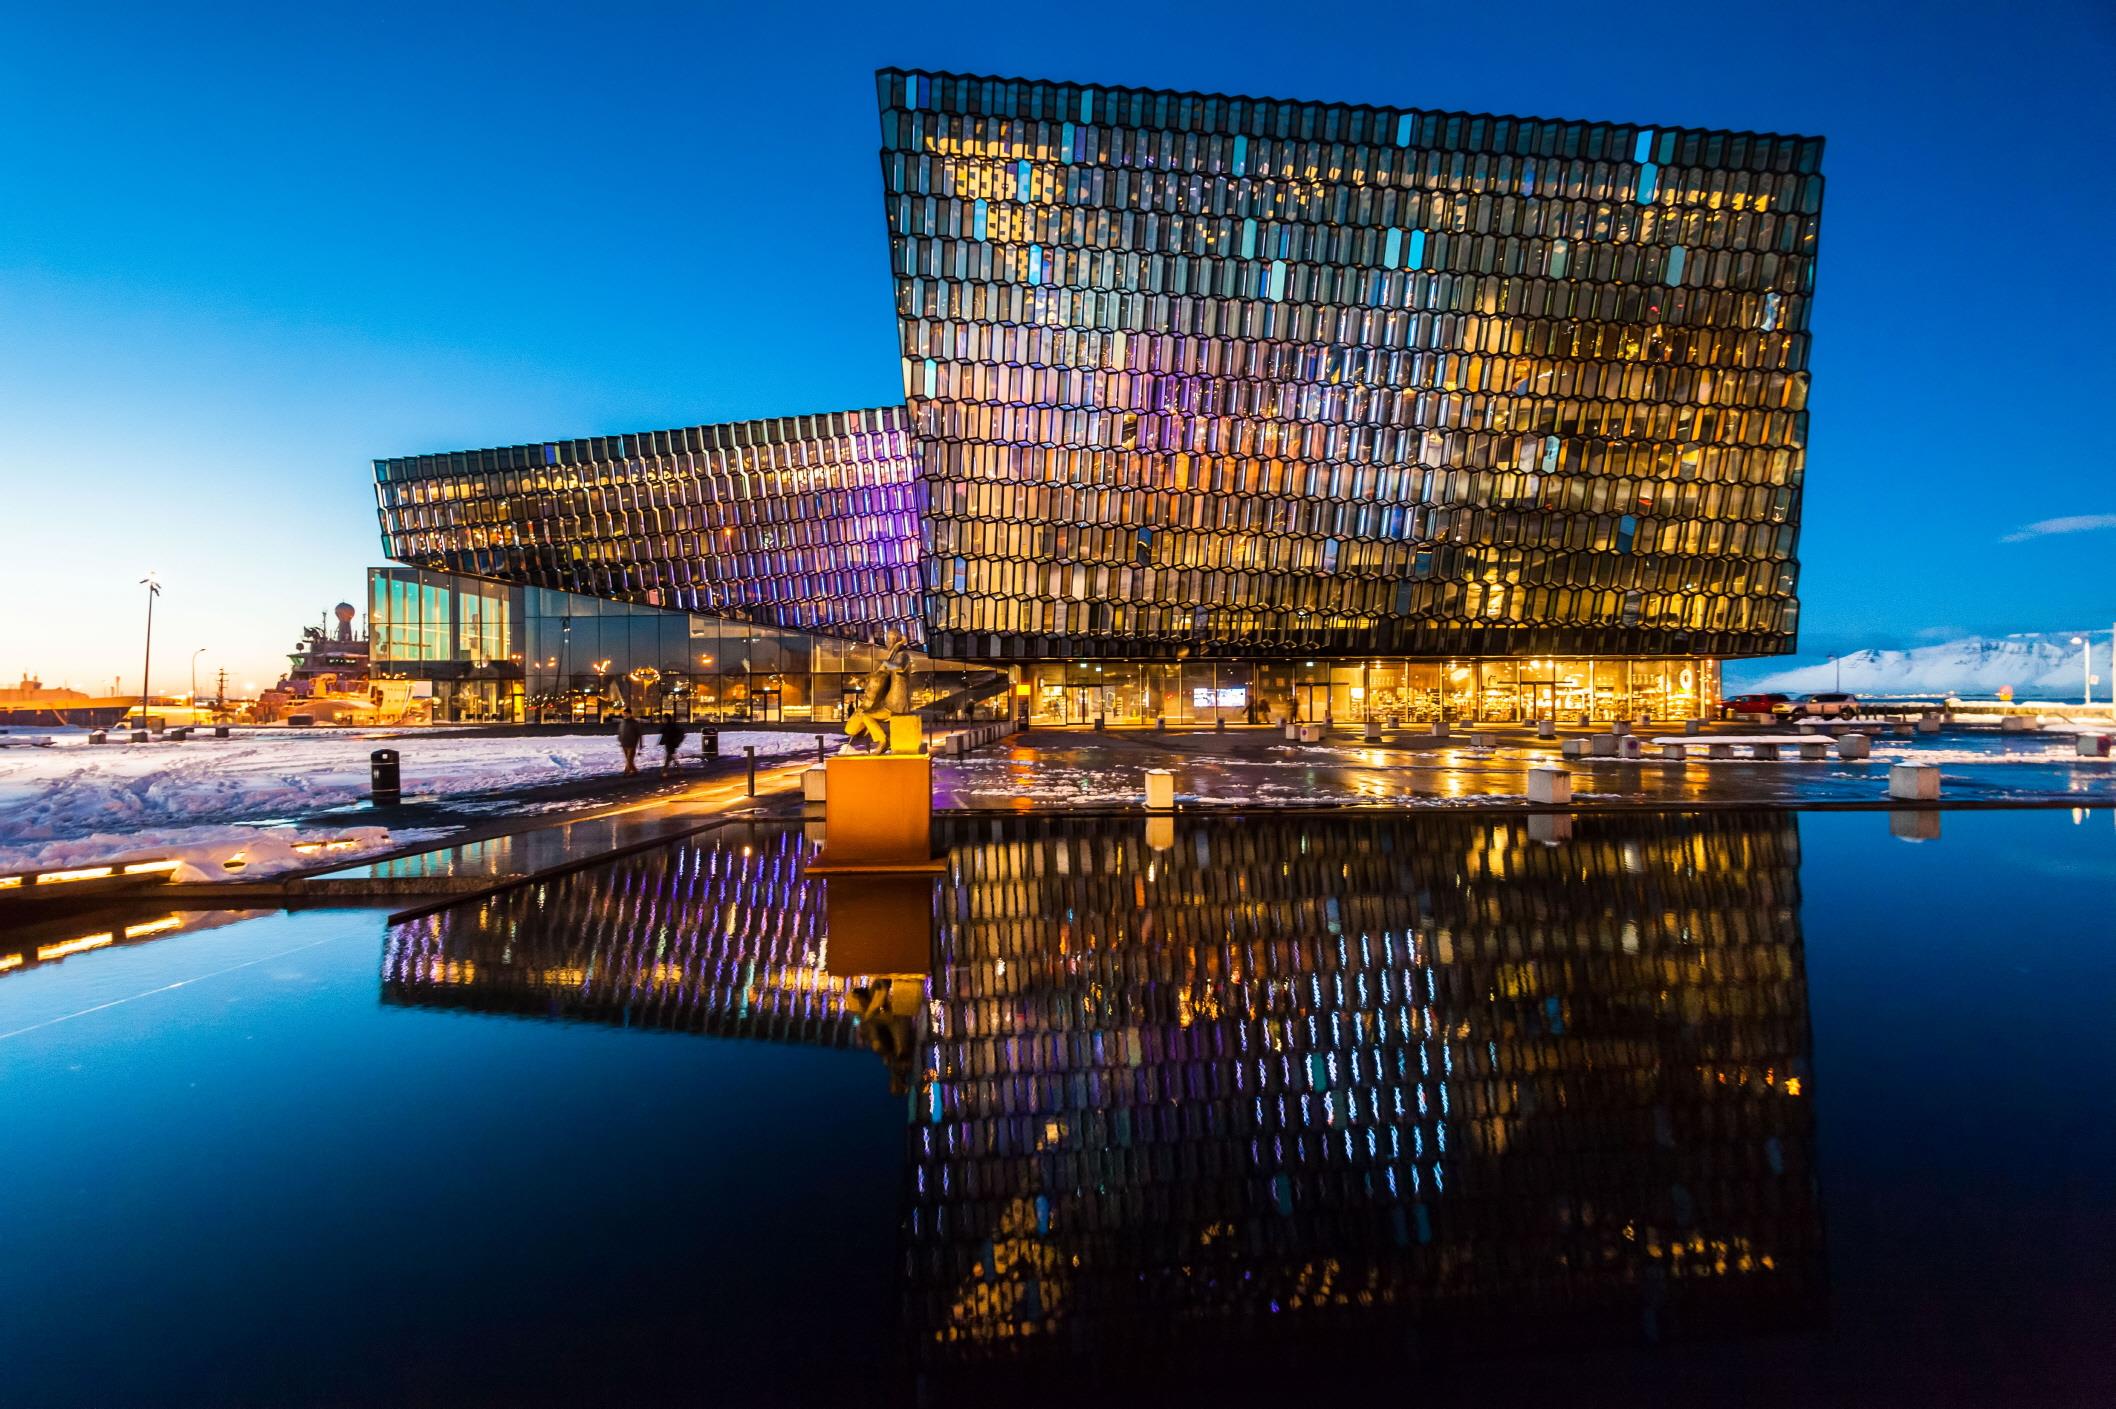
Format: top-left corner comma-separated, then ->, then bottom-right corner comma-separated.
1721,692 -> 1794,720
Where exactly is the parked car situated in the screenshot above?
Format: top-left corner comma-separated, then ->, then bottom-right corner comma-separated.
1793,691 -> 1860,719
1721,692 -> 1794,720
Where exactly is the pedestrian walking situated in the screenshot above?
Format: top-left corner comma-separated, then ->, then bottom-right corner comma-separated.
617,711 -> 644,775
658,714 -> 685,776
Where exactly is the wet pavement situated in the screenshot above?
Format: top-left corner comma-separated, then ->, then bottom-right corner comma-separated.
315,754 -> 812,884
934,723 -> 2116,810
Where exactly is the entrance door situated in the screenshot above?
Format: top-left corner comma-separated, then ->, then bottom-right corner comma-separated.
1522,681 -> 1556,723
1296,683 -> 1331,722
1063,685 -> 1108,723
750,687 -> 782,723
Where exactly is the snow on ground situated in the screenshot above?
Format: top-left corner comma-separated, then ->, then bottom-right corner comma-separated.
0,727 -> 809,854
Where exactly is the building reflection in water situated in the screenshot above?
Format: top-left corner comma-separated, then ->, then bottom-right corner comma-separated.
382,811 -> 1819,1385
382,829 -> 858,1049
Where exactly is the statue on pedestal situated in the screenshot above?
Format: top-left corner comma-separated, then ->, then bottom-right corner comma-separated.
844,629 -> 914,751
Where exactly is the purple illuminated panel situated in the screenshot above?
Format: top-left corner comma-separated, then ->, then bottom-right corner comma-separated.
374,405 -> 925,644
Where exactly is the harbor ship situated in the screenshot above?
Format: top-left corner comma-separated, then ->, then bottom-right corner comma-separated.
256,602 -> 425,725
0,675 -> 133,729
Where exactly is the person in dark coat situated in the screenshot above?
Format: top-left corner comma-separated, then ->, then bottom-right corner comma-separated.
657,714 -> 685,776
617,711 -> 645,775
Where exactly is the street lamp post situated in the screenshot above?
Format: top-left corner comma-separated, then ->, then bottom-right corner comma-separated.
2073,637 -> 2090,706
138,573 -> 160,728
192,648 -> 207,709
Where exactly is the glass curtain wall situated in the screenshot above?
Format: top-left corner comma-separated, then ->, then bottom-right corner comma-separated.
1021,657 -> 1718,725
370,568 -> 989,725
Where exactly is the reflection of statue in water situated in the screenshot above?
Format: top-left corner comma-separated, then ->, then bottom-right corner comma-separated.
845,629 -> 914,751
849,978 -> 924,1095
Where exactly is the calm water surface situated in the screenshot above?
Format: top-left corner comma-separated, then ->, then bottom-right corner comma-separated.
3,809 -> 2112,1406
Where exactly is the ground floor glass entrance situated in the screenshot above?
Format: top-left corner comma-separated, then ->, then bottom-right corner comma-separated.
1021,658 -> 1721,726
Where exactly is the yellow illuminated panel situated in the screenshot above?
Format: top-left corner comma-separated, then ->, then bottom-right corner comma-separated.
35,866 -> 115,884
37,933 -> 115,962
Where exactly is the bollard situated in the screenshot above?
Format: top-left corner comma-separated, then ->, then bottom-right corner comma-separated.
1363,720 -> 1382,742
1155,716 -> 1166,731
1298,724 -> 1322,744
1888,762 -> 1940,801
131,729 -> 149,744
1215,718 -> 1226,733
702,728 -> 720,759
1527,765 -> 1573,805
1560,738 -> 1589,758
801,765 -> 827,803
1284,722 -> 1298,741
1660,743 -> 1687,761
1708,742 -> 1733,759
2077,734 -> 2113,758
1683,718 -> 1704,735
1094,714 -> 1106,732
1470,732 -> 1496,749
1536,719 -> 1556,740
816,734 -> 827,763
1750,742 -> 1783,761
214,725 -> 230,739
1611,720 -> 1630,737
370,748 -> 401,806
1589,734 -> 1619,757
2000,715 -> 2033,733
1836,733 -> 1872,760
745,745 -> 757,796
1429,721 -> 1449,739
1619,736 -> 1644,759
88,729 -> 108,744
1916,718 -> 1942,735
167,728 -> 185,742
1144,768 -> 1175,811
1797,741 -> 1828,761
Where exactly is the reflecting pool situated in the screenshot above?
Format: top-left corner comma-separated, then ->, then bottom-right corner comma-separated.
4,809 -> 2112,1405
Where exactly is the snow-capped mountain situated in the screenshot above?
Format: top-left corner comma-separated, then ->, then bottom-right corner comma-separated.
1734,632 -> 2109,699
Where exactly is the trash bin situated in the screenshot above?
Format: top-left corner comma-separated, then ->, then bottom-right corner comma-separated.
370,748 -> 401,806
701,727 -> 720,759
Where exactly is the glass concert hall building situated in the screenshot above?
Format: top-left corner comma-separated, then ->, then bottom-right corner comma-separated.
372,70 -> 1820,726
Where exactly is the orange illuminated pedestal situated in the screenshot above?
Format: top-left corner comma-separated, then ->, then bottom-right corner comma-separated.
823,873 -> 936,975
810,752 -> 941,1095
809,752 -> 944,874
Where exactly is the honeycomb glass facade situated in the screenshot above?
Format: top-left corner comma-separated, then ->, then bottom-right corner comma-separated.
374,406 -> 924,644
878,70 -> 1819,665
369,71 -> 1819,721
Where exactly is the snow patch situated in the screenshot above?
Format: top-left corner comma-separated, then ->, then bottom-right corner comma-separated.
0,729 -> 809,845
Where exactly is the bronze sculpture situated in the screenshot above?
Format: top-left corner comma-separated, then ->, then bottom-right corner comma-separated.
844,629 -> 914,751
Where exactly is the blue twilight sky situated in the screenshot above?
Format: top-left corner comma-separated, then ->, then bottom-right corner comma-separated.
3,0 -> 2112,693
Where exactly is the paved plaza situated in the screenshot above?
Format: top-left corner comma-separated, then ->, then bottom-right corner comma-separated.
930,722 -> 2116,811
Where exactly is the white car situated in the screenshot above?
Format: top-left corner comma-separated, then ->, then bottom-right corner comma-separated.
1794,692 -> 1859,719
